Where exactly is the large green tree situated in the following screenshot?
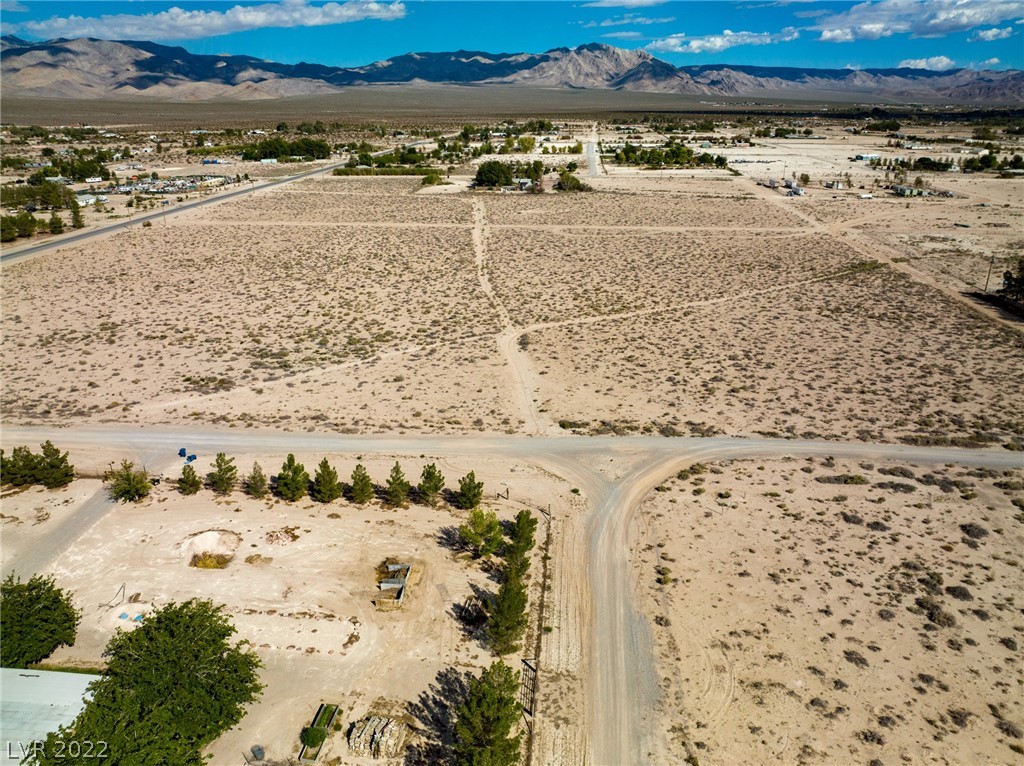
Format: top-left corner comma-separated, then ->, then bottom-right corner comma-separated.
455,471 -> 485,510
0,574 -> 80,668
459,508 -> 503,559
418,463 -> 446,506
28,600 -> 263,766
177,463 -> 202,495
385,461 -> 410,506
208,452 -> 237,495
487,575 -> 529,656
349,463 -> 374,504
107,459 -> 150,503
276,454 -> 309,501
453,661 -> 522,766
311,458 -> 342,503
474,160 -> 514,188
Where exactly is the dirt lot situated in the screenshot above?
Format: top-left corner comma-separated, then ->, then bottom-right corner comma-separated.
3,168 -> 1021,448
633,456 -> 1024,765
526,264 -> 1024,445
1,453 -> 563,764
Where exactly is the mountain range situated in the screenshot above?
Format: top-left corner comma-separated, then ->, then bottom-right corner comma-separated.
2,36 -> 1021,104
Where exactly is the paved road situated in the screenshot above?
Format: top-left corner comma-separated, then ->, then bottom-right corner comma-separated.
0,161 -> 346,266
5,424 -> 1022,765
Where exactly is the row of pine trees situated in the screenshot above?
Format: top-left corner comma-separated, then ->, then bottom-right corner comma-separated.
177,452 -> 486,509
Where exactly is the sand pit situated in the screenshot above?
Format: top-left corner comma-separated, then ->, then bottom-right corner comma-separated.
180,528 -> 242,568
634,457 -> 1024,765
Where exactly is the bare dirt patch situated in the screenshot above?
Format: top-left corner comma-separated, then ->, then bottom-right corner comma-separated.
635,456 -> 1024,765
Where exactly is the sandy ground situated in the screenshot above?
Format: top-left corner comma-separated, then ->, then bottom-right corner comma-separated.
1,453 -> 565,764
633,456 -> 1024,765
4,170 -> 1021,449
2,132 -> 1023,765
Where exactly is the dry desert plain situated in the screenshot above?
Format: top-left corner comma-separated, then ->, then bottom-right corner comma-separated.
2,145 -> 1024,766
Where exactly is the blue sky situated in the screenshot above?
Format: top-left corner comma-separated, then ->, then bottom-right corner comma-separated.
1,0 -> 1022,71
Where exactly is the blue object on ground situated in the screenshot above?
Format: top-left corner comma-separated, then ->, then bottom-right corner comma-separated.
119,613 -> 128,619
133,615 -> 143,622
178,448 -> 187,457
187,455 -> 197,462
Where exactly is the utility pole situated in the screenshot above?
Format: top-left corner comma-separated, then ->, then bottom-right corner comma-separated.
984,254 -> 996,293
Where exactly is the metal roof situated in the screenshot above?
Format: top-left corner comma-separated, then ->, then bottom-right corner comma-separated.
0,668 -> 100,764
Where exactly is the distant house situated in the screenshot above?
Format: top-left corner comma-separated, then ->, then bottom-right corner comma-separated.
511,177 -> 534,191
260,158 -> 278,164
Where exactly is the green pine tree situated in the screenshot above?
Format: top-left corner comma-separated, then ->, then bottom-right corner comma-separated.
459,507 -> 503,559
455,471 -> 485,510
0,445 -> 41,487
311,458 -> 342,503
177,463 -> 202,495
243,462 -> 269,498
48,211 -> 64,235
417,463 -> 446,506
208,453 -> 237,495
385,461 -> 410,506
453,661 -> 522,766
349,463 -> 374,504
503,550 -> 530,584
35,441 -> 75,489
276,454 -> 309,502
505,509 -> 538,559
487,575 -> 529,656
70,198 -> 84,229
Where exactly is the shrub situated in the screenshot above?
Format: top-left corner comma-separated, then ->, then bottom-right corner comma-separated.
300,726 -> 327,749
960,523 -> 989,540
107,459 -> 151,503
944,585 -> 973,601
815,474 -> 869,485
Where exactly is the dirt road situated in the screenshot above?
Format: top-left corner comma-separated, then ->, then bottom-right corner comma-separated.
3,424 -> 1020,764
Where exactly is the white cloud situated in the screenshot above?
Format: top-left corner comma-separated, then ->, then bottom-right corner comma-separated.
0,1 -> 28,12
981,56 -> 1001,64
603,30 -> 645,39
16,0 -> 405,41
898,54 -> 957,68
582,0 -> 668,7
969,26 -> 1013,39
602,14 -> 674,26
647,26 -> 799,54
816,0 -> 1024,42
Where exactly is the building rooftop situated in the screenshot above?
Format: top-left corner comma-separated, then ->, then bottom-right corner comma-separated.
0,668 -> 100,764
